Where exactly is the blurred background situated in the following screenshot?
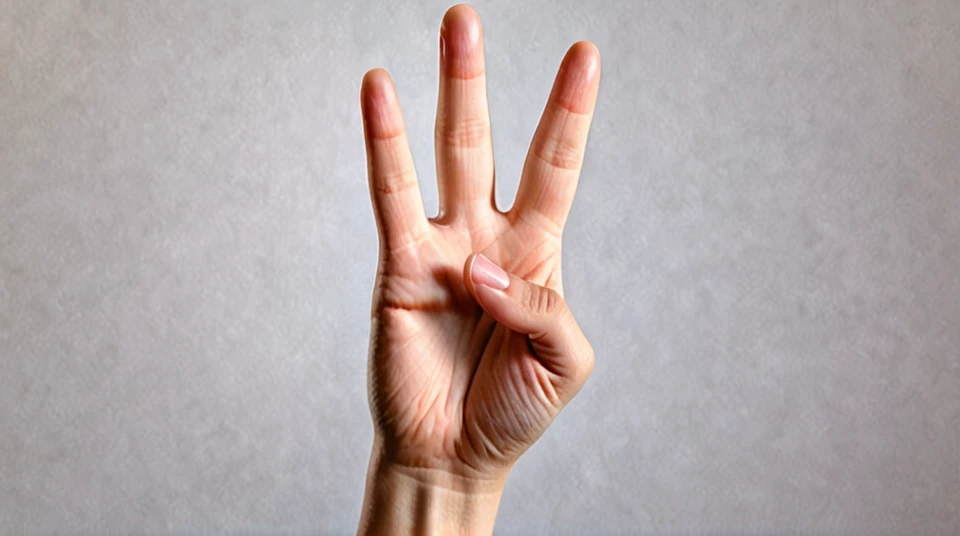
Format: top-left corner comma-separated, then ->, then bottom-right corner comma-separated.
1,1 -> 958,533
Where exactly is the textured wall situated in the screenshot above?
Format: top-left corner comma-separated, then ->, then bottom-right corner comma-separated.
2,1 -> 959,534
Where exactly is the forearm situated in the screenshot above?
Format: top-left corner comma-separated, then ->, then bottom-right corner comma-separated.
357,440 -> 505,536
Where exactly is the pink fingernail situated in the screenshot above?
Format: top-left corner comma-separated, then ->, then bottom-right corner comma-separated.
472,254 -> 510,290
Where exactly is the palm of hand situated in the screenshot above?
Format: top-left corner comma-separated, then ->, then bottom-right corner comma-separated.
361,6 -> 600,480
371,216 -> 562,476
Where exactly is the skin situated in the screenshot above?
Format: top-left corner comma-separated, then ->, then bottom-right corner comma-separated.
357,5 -> 600,535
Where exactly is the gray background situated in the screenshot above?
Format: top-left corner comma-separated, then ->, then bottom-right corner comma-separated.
1,0 -> 958,534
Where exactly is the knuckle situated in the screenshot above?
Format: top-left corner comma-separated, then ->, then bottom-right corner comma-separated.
373,167 -> 418,195
534,137 -> 583,171
566,342 -> 595,386
524,285 -> 562,317
436,115 -> 490,148
565,323 -> 595,382
579,345 -> 596,379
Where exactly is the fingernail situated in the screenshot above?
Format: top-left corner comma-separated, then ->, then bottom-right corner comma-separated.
472,254 -> 509,290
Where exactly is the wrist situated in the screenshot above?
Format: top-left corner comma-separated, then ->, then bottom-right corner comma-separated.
357,439 -> 506,536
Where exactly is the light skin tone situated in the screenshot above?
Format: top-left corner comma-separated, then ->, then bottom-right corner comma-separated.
357,4 -> 600,535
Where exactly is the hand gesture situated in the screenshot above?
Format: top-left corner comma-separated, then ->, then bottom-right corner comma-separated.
358,5 -> 600,534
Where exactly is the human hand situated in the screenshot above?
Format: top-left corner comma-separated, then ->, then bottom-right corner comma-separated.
357,5 -> 599,534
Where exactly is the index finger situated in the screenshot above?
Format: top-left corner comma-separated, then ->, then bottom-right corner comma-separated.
361,69 -> 429,251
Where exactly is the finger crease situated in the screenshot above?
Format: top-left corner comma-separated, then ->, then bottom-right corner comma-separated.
436,117 -> 491,148
533,138 -> 582,171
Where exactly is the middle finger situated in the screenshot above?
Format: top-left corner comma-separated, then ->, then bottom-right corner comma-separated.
434,5 -> 495,227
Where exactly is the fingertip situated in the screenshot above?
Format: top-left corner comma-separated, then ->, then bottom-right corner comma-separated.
440,4 -> 485,79
553,41 -> 601,114
361,68 -> 404,140
568,41 -> 601,74
441,4 -> 482,41
361,68 -> 393,105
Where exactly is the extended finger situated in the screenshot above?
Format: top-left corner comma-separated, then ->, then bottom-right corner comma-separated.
512,42 -> 601,236
361,68 -> 429,250
435,4 -> 495,223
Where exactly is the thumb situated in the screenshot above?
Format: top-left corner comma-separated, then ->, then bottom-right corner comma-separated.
463,253 -> 594,387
